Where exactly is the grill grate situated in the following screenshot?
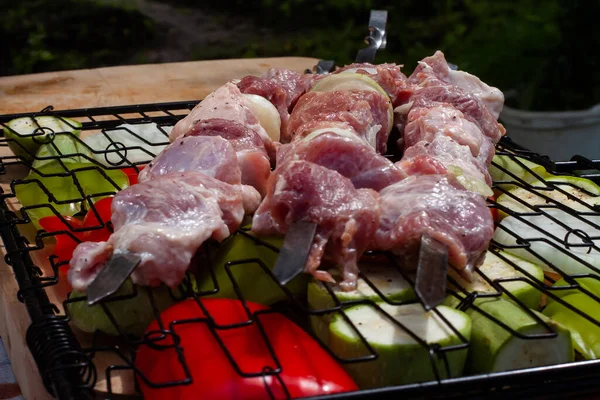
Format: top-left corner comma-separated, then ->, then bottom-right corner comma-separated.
0,101 -> 599,399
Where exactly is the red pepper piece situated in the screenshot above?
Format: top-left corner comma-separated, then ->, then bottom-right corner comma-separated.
136,298 -> 358,400
82,197 -> 113,242
39,215 -> 84,262
120,165 -> 146,186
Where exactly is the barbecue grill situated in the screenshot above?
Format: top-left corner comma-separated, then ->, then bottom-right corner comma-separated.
0,11 -> 599,400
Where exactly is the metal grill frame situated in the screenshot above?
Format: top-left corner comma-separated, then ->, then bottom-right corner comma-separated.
0,101 -> 599,400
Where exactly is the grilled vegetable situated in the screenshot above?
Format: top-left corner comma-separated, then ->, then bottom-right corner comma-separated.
67,279 -> 179,337
38,197 -> 114,263
465,297 -> 573,373
198,229 -> 309,305
542,293 -> 600,360
3,116 -> 82,161
445,250 -> 545,310
81,123 -> 171,167
32,134 -> 93,170
493,209 -> 600,276
496,176 -> 600,219
327,303 -> 471,389
308,264 -> 415,344
14,163 -> 128,229
546,276 -> 600,305
136,298 -> 359,399
489,154 -> 548,187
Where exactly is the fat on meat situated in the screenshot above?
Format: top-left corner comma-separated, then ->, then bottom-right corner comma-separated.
333,62 -> 412,107
138,134 -> 261,214
277,129 -> 405,191
403,105 -> 495,166
252,160 -> 381,291
396,135 -> 492,192
288,90 -> 392,154
184,118 -> 271,197
408,50 -> 505,119
374,174 -> 494,275
169,82 -> 276,159
69,172 -> 245,291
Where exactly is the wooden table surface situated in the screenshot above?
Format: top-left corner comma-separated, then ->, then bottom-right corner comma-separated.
0,57 -> 319,400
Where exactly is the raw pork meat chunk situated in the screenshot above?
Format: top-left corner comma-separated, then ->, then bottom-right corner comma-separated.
252,161 -> 381,291
69,172 -> 245,291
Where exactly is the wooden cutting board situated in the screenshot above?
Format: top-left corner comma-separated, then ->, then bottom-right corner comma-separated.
0,56 -> 318,400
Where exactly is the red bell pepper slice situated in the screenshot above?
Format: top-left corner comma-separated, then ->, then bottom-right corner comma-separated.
39,215 -> 84,263
39,197 -> 114,262
136,298 -> 358,400
120,165 -> 146,186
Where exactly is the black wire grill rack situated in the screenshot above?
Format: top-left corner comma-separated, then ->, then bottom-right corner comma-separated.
0,101 -> 599,400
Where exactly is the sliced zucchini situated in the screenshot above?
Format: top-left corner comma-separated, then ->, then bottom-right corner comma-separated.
4,116 -> 82,161
465,297 -> 573,373
446,250 -> 545,310
489,154 -> 548,187
493,210 -> 600,275
242,93 -> 281,142
308,264 -> 415,344
329,303 -> 471,388
496,176 -> 600,219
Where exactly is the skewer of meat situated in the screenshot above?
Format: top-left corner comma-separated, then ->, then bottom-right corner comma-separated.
69,75 -> 300,292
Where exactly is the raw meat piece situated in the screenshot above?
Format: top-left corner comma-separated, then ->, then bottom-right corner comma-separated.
277,128 -> 405,191
408,50 -> 505,119
397,135 -> 492,187
252,161 -> 381,291
138,135 -> 241,185
261,67 -> 315,110
374,174 -> 494,275
138,134 -> 261,214
333,62 -> 412,106
69,172 -> 245,290
185,118 -> 271,196
403,105 -> 494,165
169,82 -> 275,158
288,90 -> 392,154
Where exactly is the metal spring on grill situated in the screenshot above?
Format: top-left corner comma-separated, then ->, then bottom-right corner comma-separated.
25,314 -> 96,399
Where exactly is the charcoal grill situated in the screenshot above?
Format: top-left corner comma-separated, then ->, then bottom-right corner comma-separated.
0,94 -> 599,400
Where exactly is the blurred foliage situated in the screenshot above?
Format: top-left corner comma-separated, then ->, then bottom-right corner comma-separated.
192,0 -> 599,111
0,0 -> 155,76
1,0 -> 598,111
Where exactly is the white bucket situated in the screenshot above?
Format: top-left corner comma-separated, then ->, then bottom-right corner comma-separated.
499,104 -> 600,161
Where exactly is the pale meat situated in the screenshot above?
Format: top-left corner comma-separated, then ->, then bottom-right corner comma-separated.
137,134 -> 261,214
374,174 -> 494,275
185,118 -> 271,196
403,105 -> 494,165
288,90 -> 392,154
408,50 -> 505,119
69,172 -> 245,291
405,85 -> 505,144
252,161 -> 381,291
277,129 -> 405,191
333,62 -> 412,107
261,67 -> 315,110
169,82 -> 275,158
398,135 -> 492,186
